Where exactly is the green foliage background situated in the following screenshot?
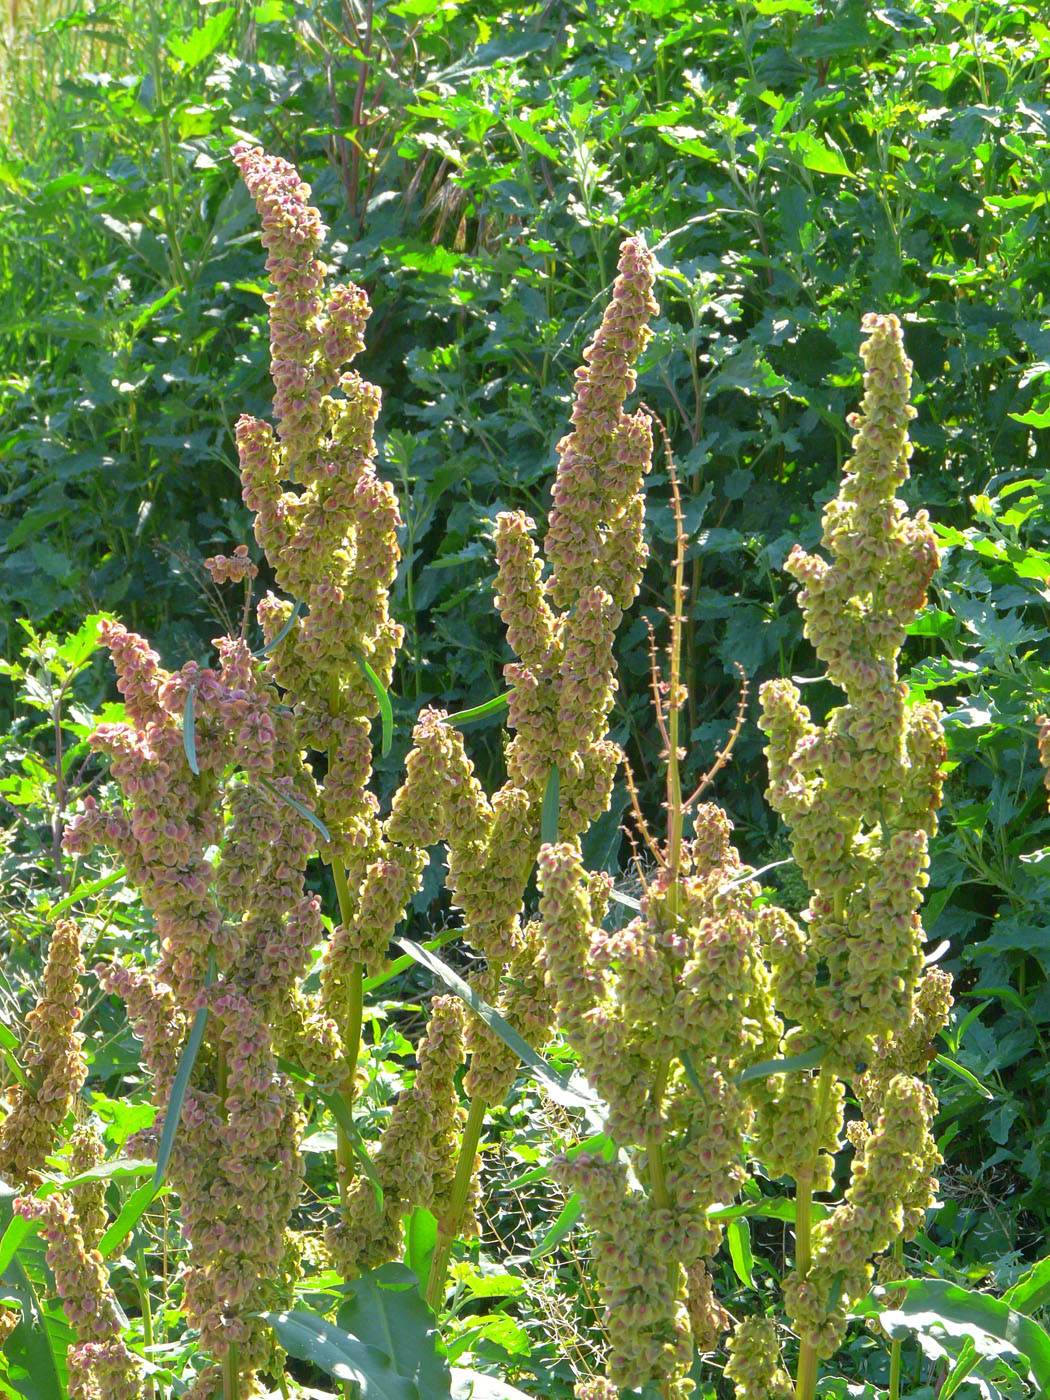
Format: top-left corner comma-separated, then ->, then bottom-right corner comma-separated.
4,0 -> 1050,1369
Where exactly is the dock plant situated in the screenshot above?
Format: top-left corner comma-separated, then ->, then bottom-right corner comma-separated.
2,144 -> 956,1400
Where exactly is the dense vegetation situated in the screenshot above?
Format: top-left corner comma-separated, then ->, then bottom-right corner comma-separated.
3,1 -> 1050,1398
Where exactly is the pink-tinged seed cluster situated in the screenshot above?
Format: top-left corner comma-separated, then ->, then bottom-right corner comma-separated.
723,1317 -> 793,1400
65,611 -> 323,1384
231,143 -> 402,873
0,919 -> 86,1187
204,544 -> 258,585
758,314 -> 947,1067
328,996 -> 468,1276
493,236 -> 656,835
783,1074 -> 938,1358
14,1192 -> 144,1400
537,807 -> 785,1397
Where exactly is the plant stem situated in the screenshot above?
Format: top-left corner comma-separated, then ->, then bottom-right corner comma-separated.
888,1237 -> 904,1400
794,1065 -> 834,1400
425,1095 -> 488,1310
222,1342 -> 239,1400
134,1249 -> 156,1400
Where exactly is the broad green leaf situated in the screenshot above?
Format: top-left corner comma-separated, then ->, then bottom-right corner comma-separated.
337,1262 -> 451,1400
856,1277 -> 1050,1394
1005,1255 -> 1050,1317
406,1208 -> 438,1290
255,1307 -> 417,1400
395,938 -> 601,1113
167,6 -> 237,68
451,1367 -> 538,1400
0,1255 -> 66,1400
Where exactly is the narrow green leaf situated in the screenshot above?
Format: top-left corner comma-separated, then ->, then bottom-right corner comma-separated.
252,599 -> 302,658
0,1215 -> 34,1276
362,928 -> 460,993
939,1337 -> 982,1400
734,1045 -> 826,1085
441,691 -> 512,727
254,1307 -> 416,1400
541,766 -> 559,846
154,956 -> 215,1188
44,866 -> 126,919
99,1179 -> 163,1261
183,683 -> 200,775
0,1044 -> 30,1091
726,1217 -> 755,1287
312,1086 -> 384,1213
708,1197 -> 830,1224
38,1158 -> 154,1195
504,1133 -> 615,1190
354,649 -> 393,757
934,1053 -> 995,1100
395,938 -> 601,1113
531,1192 -> 584,1258
257,775 -> 332,844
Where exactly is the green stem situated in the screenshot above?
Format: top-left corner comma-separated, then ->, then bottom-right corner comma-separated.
134,1249 -> 156,1400
222,1342 -> 239,1400
426,1096 -> 488,1310
794,1065 -> 834,1400
888,1237 -> 904,1400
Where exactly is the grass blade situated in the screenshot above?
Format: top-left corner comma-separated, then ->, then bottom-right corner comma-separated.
154,956 -> 215,1188
257,775 -> 332,844
934,1053 -> 995,1100
252,599 -> 302,657
734,1045 -> 826,1086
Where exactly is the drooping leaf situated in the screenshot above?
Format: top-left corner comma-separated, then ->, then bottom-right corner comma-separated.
934,1054 -> 995,1100
183,683 -> 199,775
726,1217 -> 755,1287
854,1277 -> 1050,1394
255,1307 -> 417,1400
311,1085 -> 384,1213
395,938 -> 602,1114
252,598 -> 302,657
257,775 -> 332,844
99,1179 -> 164,1261
154,956 -> 215,1188
734,1045 -> 826,1085
354,648 -> 393,757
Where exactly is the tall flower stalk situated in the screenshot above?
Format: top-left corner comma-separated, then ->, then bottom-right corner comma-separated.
757,313 -> 949,1399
